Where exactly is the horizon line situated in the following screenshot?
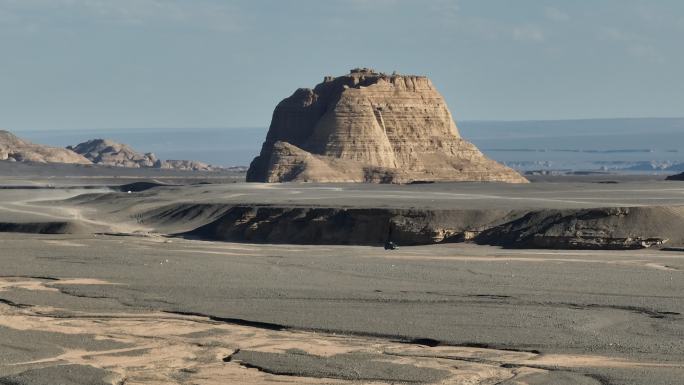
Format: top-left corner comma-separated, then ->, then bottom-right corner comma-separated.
8,116 -> 684,132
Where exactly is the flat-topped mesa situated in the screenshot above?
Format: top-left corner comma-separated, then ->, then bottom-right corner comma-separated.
247,69 -> 527,183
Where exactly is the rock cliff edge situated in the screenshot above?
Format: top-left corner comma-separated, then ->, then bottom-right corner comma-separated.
247,68 -> 527,183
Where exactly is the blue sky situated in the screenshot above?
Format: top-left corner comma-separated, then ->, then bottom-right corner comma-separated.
1,0 -> 682,130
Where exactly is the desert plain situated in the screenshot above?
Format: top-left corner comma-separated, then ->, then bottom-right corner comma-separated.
0,164 -> 681,385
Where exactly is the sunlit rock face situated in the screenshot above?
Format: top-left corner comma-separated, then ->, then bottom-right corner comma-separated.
68,139 -> 160,168
0,130 -> 90,164
68,139 -> 221,171
247,68 -> 527,183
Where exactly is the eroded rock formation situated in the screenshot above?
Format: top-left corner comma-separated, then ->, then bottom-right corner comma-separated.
1,131 -> 226,171
68,139 -> 161,168
68,139 -> 222,171
181,205 -> 684,249
0,130 -> 90,164
160,159 -> 216,172
248,68 -> 527,183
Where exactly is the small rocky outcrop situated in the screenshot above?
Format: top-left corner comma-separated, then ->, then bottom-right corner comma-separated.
475,207 -> 679,249
0,130 -> 90,164
248,68 -> 527,183
160,159 -> 216,172
1,131 -> 225,171
67,139 -> 161,168
68,139 -> 222,171
666,173 -> 684,181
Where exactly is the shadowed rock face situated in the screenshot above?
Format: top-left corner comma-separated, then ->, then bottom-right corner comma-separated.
182,205 -> 684,249
248,68 -> 527,183
666,173 -> 684,181
0,130 -> 90,164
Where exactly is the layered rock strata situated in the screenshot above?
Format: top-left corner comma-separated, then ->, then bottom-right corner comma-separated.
475,207 -> 679,249
248,68 -> 527,183
181,205 -> 684,249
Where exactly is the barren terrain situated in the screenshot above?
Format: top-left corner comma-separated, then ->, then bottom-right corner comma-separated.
0,171 -> 683,384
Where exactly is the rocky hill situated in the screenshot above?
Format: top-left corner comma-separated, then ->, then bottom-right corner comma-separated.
666,172 -> 684,181
68,139 -> 221,171
0,130 -> 90,164
247,68 -> 527,183
67,139 -> 161,168
1,131 -> 224,171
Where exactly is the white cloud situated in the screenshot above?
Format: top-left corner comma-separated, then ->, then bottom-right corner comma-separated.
349,0 -> 400,11
512,24 -> 545,42
598,26 -> 665,63
544,7 -> 569,22
0,0 -> 242,32
426,2 -> 545,45
427,0 -> 461,29
429,0 -> 460,15
598,26 -> 632,42
627,43 -> 665,64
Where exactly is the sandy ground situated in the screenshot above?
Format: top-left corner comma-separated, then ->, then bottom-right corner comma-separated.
4,276 -> 647,385
0,233 -> 683,384
1,177 -> 684,384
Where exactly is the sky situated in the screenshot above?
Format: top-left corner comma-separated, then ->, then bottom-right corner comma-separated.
0,0 -> 682,131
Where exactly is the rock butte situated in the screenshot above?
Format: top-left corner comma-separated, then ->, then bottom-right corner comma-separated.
248,68 -> 528,183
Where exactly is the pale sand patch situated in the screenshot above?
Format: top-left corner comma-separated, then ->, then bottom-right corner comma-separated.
0,278 -> 59,292
360,253 -> 684,272
643,262 -> 679,271
0,277 -> 119,294
61,278 -> 116,284
170,249 -> 260,257
1,306 -> 496,385
383,345 -> 538,363
1,277 -> 681,385
177,241 -> 331,253
43,240 -> 87,247
526,354 -> 684,369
